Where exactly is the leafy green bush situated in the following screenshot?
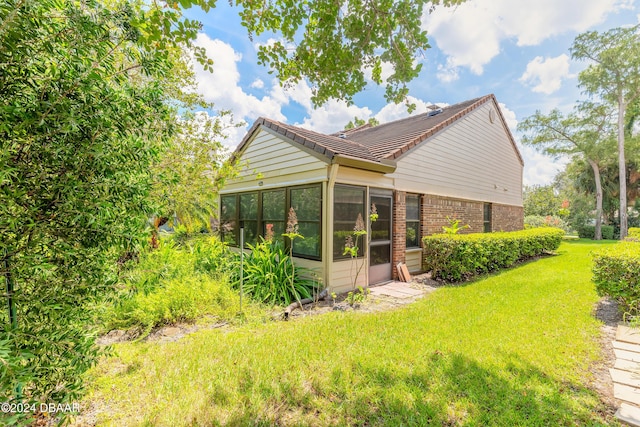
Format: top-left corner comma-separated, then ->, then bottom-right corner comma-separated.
593,241 -> 640,314
105,236 -> 254,334
628,227 -> 640,239
577,225 -> 615,240
423,227 -> 565,281
524,215 -> 569,231
238,239 -> 319,306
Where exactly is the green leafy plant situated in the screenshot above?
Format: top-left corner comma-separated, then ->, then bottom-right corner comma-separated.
442,216 -> 471,234
346,287 -> 370,307
282,207 -> 305,307
423,227 -> 565,281
593,241 -> 640,317
343,205 -> 379,290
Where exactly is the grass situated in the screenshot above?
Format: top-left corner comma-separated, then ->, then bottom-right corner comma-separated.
82,240 -> 617,426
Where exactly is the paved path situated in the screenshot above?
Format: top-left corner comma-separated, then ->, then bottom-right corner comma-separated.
611,325 -> 640,426
368,281 -> 426,298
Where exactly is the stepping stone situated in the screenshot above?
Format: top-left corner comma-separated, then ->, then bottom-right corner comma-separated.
614,383 -> 640,406
616,403 -> 640,427
615,348 -> 640,363
615,358 -> 640,373
618,326 -> 640,345
610,368 -> 640,388
614,341 -> 640,354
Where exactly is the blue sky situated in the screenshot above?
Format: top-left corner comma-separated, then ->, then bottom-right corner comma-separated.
186,0 -> 639,186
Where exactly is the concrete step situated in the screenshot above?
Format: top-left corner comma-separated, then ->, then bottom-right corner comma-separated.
615,348 -> 640,363
615,383 -> 640,406
614,341 -> 640,354
617,326 -> 640,345
611,368 -> 640,388
616,403 -> 640,427
616,358 -> 640,373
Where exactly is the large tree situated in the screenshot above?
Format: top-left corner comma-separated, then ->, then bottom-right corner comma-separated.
1,0 -> 464,421
571,25 -> 640,239
518,103 -> 614,240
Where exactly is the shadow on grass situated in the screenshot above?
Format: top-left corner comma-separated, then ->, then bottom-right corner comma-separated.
219,352 -> 610,426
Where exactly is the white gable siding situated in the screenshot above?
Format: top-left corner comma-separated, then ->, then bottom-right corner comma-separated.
389,102 -> 523,206
223,128 -> 328,193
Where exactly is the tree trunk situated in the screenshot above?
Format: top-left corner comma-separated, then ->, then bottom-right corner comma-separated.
588,158 -> 604,240
618,93 -> 628,239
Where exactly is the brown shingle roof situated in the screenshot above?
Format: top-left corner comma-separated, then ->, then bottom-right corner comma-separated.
233,93 -> 523,168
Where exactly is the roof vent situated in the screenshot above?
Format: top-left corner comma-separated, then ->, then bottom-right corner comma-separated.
427,105 -> 443,117
339,132 -> 347,139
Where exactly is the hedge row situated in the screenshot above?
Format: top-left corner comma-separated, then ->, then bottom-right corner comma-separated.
629,227 -> 640,239
593,241 -> 640,313
423,227 -> 565,281
577,225 -> 615,240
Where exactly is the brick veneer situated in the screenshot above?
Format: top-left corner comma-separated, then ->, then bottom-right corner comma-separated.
392,191 -> 407,279
390,192 -> 524,278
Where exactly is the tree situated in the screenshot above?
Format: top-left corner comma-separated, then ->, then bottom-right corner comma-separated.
518,103 -> 614,240
571,25 -> 640,239
523,185 -> 563,217
344,116 -> 380,129
153,110 -> 240,233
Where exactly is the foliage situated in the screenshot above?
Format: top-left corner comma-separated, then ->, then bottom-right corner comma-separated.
523,185 -> 565,217
84,241 -> 612,426
282,207 -> 306,305
345,287 -> 371,307
593,241 -> 640,315
104,237 -> 251,334
572,24 -> 640,238
524,215 -> 569,231
423,228 -> 565,281
629,227 -> 640,239
153,111 -> 240,233
344,116 -> 380,129
239,239 -> 318,306
239,0 -> 466,108
343,208 -> 376,290
0,0 -> 218,419
577,225 -> 615,240
518,103 -> 615,239
442,216 -> 470,234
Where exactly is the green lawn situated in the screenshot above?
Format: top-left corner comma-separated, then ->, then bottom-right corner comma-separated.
83,240 -> 617,426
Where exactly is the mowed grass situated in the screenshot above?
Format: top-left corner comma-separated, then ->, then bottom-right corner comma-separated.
84,240 -> 617,426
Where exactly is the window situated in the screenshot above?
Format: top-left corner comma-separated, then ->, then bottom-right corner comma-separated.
484,203 -> 492,233
220,184 -> 322,259
262,190 -> 285,243
239,192 -> 258,246
334,185 -> 365,260
220,194 -> 237,245
406,194 -> 420,248
290,186 -> 321,258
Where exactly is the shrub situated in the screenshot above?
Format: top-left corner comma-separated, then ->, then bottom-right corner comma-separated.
238,239 -> 319,306
593,241 -> 640,314
524,215 -> 569,231
577,225 -> 615,240
628,227 -> 640,239
423,227 -> 565,281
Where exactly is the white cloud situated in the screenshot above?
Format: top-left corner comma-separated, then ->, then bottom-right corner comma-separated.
250,78 -> 264,89
520,54 -> 571,94
374,96 -> 444,123
436,60 -> 460,83
424,0 -> 623,79
521,146 -> 569,186
498,102 -> 518,132
296,100 -> 372,134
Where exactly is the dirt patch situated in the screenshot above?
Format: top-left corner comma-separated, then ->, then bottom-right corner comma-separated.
591,297 -> 623,419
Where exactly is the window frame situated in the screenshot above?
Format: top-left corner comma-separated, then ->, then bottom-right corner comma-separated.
333,184 -> 366,261
405,194 -> 421,248
219,183 -> 323,260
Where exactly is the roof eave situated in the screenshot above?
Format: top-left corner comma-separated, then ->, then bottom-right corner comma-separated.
332,154 -> 397,174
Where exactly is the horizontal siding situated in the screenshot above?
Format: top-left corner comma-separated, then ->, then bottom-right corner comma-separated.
331,259 -> 367,294
293,258 -> 323,282
336,167 -> 394,188
390,102 -> 523,206
229,129 -> 328,185
405,250 -> 422,273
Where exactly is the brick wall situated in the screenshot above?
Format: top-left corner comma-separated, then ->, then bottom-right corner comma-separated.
421,194 -> 485,234
492,203 -> 524,231
392,191 -> 406,279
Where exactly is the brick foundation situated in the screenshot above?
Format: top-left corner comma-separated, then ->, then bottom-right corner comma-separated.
491,203 -> 524,231
392,191 -> 407,279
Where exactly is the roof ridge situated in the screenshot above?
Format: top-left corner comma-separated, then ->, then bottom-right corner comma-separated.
268,118 -> 377,152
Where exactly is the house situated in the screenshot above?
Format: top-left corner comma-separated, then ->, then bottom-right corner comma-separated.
219,94 -> 524,293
